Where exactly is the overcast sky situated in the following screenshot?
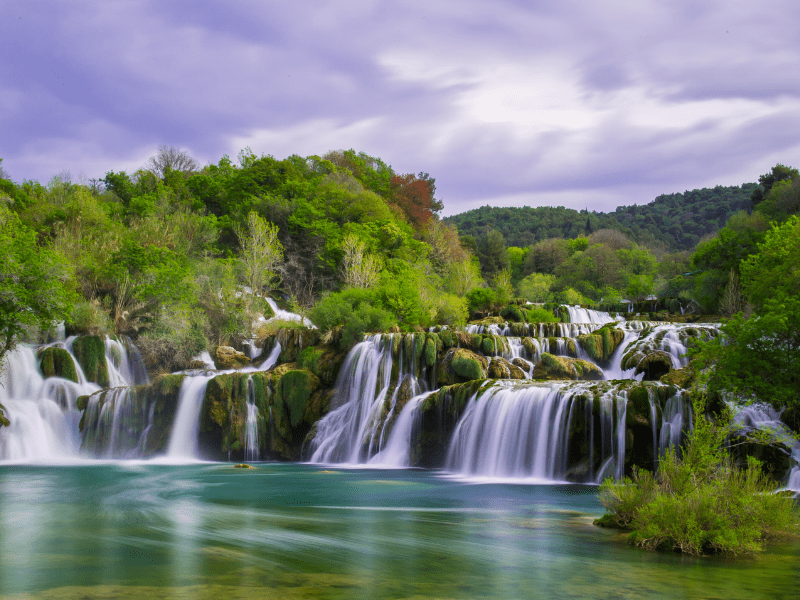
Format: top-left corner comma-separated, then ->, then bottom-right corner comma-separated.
2,1 -> 799,216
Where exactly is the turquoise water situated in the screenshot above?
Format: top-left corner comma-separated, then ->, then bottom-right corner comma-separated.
0,463 -> 797,599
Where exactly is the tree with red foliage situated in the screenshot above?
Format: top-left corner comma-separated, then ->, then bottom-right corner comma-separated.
389,172 -> 443,229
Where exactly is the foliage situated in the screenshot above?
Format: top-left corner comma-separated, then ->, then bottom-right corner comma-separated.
692,294 -> 800,411
0,206 -> 75,365
598,395 -> 800,555
523,307 -> 559,323
135,305 -> 209,374
465,287 -> 497,315
740,216 -> 800,312
340,233 -> 381,289
517,272 -> 555,303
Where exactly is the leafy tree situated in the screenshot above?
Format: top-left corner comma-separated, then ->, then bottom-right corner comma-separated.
740,216 -> 800,311
444,257 -> 483,297
478,229 -> 509,281
340,233 -> 381,289
389,172 -> 443,229
517,272 -> 555,303
0,206 -> 75,366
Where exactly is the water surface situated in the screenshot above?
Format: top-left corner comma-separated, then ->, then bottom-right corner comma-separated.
0,463 -> 797,599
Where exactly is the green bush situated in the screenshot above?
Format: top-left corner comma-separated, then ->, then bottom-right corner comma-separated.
465,288 -> 497,314
135,306 -> 209,374
309,288 -> 397,349
500,305 -> 523,322
597,396 -> 800,555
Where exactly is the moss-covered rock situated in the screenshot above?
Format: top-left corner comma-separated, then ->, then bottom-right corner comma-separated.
577,325 -> 624,364
501,305 -> 524,322
71,335 -> 109,387
274,369 -> 321,430
659,366 -> 694,389
487,357 -> 526,380
437,348 -> 488,385
38,347 -> 79,383
212,346 -> 250,370
532,353 -> 603,381
297,345 -> 345,386
636,351 -> 673,380
0,402 -> 9,428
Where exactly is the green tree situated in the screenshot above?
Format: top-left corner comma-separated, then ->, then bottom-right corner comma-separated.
0,206 -> 74,366
740,216 -> 800,311
750,163 -> 799,208
235,211 -> 284,296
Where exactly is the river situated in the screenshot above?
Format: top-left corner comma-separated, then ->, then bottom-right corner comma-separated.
1,463 -> 797,599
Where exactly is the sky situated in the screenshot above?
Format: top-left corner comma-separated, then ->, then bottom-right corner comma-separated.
2,1 -> 799,217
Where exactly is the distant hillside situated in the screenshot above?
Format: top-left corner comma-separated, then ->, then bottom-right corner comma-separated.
446,183 -> 758,251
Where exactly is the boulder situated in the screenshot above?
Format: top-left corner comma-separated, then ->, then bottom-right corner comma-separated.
532,353 -> 603,381
660,366 -> 694,389
213,345 -> 250,370
38,347 -> 79,383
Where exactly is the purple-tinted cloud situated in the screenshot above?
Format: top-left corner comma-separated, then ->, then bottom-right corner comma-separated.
1,0 -> 798,216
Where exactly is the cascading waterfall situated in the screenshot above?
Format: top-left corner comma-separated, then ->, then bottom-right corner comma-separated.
0,336 -> 147,462
306,335 -> 395,464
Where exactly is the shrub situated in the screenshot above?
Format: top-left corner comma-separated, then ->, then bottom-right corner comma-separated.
465,288 -> 497,314
523,307 -> 559,323
67,300 -> 112,336
500,305 -> 524,322
135,306 -> 209,374
597,395 -> 800,555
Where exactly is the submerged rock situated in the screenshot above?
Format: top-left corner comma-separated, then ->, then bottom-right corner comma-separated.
212,346 -> 250,370
38,346 -> 79,383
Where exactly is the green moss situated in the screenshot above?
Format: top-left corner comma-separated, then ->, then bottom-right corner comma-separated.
38,347 -> 79,383
71,335 -> 109,387
275,369 -> 321,429
438,329 -> 454,349
0,402 -> 9,428
451,349 -> 487,381
423,336 -> 437,367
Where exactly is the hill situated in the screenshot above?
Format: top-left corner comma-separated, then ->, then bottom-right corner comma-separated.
446,183 -> 758,251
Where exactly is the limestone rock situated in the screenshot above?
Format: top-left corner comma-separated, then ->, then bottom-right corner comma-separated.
213,345 -> 250,370
577,325 -> 624,364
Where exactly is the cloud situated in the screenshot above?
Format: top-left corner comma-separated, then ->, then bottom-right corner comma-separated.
1,0 -> 799,215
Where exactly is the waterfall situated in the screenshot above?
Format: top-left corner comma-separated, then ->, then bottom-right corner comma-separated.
564,306 -> 616,325
166,374 -> 215,460
306,335 -> 394,464
81,387 -> 156,459
244,377 -> 260,461
368,393 -> 429,467
659,393 -> 691,457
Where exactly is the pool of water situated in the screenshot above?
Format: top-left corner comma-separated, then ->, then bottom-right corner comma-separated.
0,463 -> 798,599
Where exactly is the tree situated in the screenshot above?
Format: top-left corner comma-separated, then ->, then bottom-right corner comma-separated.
517,272 -> 555,303
740,216 -> 800,311
145,145 -> 199,178
0,206 -> 74,367
750,163 -> 799,208
234,211 -> 283,296
389,172 -> 443,229
340,234 -> 381,289
478,229 -> 509,281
